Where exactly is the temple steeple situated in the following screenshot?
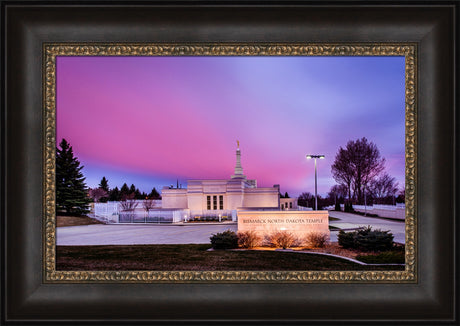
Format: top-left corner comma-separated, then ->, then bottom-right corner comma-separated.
231,140 -> 246,179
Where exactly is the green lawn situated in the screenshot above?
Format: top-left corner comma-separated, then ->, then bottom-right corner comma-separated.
56,244 -> 404,271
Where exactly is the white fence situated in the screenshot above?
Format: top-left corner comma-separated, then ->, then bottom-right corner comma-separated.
94,201 -> 162,217
328,204 -> 405,220
93,201 -> 315,223
353,205 -> 405,220
118,209 -> 185,223
93,201 -> 238,223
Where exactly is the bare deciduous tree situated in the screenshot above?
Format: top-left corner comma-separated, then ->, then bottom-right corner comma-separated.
142,198 -> 156,212
369,173 -> 399,204
328,184 -> 348,205
89,187 -> 108,203
396,188 -> 405,203
297,192 -> 314,208
119,193 -> 138,211
331,137 -> 385,204
331,147 -> 354,202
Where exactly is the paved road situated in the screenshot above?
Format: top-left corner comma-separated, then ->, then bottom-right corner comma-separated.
57,212 -> 405,245
328,211 -> 405,244
57,223 -> 238,246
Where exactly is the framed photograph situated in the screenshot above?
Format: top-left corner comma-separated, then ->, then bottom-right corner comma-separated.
48,44 -> 412,281
2,1 -> 457,324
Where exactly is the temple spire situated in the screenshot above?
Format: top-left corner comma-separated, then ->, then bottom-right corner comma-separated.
231,140 -> 246,179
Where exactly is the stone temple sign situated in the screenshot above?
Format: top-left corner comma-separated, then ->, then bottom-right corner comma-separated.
237,210 -> 330,245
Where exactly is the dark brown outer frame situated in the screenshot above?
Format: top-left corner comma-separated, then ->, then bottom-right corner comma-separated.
2,1 -> 457,324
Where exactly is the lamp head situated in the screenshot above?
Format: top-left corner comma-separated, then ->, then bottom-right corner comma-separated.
306,154 -> 325,159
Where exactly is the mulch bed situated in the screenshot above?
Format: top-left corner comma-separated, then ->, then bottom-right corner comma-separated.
57,215 -> 104,227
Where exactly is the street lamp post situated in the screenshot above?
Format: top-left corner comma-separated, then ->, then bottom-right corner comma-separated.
363,187 -> 367,216
306,154 -> 325,210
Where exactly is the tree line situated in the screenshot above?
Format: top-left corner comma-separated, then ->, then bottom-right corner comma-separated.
89,177 -> 162,203
56,139 -> 161,216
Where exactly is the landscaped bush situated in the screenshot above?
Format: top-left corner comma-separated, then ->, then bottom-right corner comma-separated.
306,232 -> 329,248
267,231 -> 298,249
209,230 -> 238,249
237,230 -> 262,248
356,251 -> 404,264
337,230 -> 356,249
355,226 -> 394,251
338,226 -> 394,252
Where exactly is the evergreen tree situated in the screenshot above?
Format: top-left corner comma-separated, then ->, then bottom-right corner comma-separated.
129,184 -> 137,195
99,176 -> 109,192
149,187 -> 161,199
56,139 -> 91,215
109,186 -> 120,201
284,192 -> 290,198
134,188 -> 142,199
120,183 -> 130,198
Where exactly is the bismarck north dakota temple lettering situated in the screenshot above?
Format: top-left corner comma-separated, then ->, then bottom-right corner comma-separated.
238,210 -> 330,244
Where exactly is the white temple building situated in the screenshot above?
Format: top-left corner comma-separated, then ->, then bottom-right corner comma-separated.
161,143 -> 281,214
93,143 -> 303,223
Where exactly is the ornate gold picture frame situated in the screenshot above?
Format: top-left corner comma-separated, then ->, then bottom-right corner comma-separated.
43,43 -> 417,283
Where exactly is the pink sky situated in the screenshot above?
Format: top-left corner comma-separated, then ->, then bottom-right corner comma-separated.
56,56 -> 405,197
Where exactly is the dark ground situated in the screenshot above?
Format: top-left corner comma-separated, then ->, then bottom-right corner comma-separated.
56,244 -> 405,271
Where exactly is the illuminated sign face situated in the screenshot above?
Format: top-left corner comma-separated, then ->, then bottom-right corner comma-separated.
241,217 -> 324,224
237,210 -> 330,246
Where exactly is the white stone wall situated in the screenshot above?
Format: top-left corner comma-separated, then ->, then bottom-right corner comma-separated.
160,176 -> 279,211
187,193 -> 206,211
226,193 -> 244,210
280,198 -> 298,210
242,188 -> 279,208
161,188 -> 188,208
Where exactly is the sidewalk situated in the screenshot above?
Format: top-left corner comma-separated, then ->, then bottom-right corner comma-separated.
328,211 -> 405,244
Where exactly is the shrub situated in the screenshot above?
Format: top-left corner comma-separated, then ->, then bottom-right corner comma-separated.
355,226 -> 394,251
306,232 -> 329,248
268,231 -> 298,249
237,231 -> 262,248
338,226 -> 394,252
337,230 -> 356,249
209,230 -> 238,249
